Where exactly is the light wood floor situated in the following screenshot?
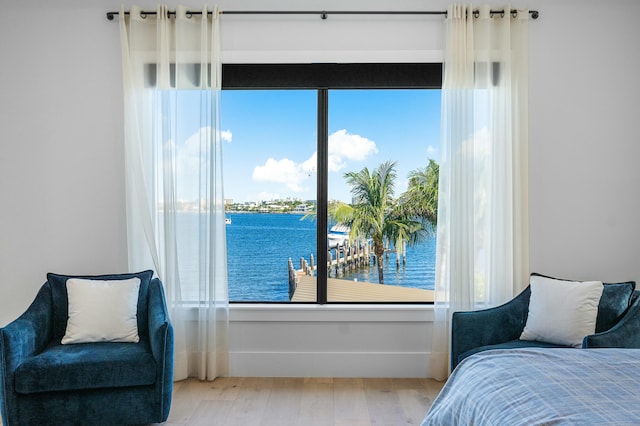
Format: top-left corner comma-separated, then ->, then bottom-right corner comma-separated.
0,377 -> 443,426
158,377 -> 444,426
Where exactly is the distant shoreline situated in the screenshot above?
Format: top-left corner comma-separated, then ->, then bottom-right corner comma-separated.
174,210 -> 309,215
226,211 -> 308,215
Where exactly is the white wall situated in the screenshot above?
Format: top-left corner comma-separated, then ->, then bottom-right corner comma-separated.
528,0 -> 640,283
0,3 -> 128,322
1,0 -> 639,378
228,305 -> 433,377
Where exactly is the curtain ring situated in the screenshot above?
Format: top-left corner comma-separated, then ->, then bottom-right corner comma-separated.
186,11 -> 193,19
473,10 -> 479,19
511,10 -> 518,19
140,11 -> 147,19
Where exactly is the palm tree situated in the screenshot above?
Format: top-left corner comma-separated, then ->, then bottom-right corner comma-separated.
398,159 -> 439,232
332,161 -> 427,284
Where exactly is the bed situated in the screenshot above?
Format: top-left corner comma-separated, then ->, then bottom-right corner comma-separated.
422,348 -> 640,425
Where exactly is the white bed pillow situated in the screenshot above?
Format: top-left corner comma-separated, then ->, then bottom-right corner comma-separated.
520,275 -> 603,347
62,278 -> 141,344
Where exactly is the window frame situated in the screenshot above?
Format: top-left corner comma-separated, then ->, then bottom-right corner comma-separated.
223,63 -> 442,90
222,63 -> 442,304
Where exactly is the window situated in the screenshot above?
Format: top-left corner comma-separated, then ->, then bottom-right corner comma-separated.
221,89 -> 317,302
222,64 -> 442,303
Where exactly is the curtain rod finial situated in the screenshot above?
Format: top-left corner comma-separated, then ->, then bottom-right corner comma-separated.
106,12 -> 116,20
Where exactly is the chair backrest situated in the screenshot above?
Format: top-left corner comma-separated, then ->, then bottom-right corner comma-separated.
596,281 -> 637,332
46,271 -> 154,342
524,278 -> 636,333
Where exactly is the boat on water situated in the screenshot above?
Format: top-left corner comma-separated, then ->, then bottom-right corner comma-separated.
327,224 -> 350,248
225,217 -> 231,225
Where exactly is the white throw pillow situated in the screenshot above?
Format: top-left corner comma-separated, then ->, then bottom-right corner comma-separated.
520,275 -> 603,347
61,278 -> 141,344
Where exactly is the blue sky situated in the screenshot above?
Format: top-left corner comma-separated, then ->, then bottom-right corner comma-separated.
181,89 -> 441,203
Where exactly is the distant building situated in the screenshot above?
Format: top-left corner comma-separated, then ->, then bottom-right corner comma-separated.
293,204 -> 311,213
224,199 -> 234,205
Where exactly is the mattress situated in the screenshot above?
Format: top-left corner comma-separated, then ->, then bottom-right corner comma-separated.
422,348 -> 640,425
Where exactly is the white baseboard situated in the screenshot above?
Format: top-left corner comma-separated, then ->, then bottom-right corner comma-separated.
229,351 -> 431,378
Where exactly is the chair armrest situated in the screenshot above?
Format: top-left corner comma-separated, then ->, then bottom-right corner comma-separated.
148,278 -> 173,363
1,283 -> 53,424
451,286 -> 530,371
147,278 -> 174,421
583,292 -> 640,348
0,283 -> 53,371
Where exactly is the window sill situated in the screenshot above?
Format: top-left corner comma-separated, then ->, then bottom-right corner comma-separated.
229,303 -> 434,322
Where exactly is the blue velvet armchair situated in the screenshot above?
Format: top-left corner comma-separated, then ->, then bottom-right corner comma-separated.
451,276 -> 640,371
0,271 -> 174,426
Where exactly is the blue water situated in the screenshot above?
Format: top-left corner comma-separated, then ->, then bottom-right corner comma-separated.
225,213 -> 436,301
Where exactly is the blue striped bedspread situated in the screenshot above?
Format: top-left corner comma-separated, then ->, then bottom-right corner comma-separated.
422,348 -> 640,425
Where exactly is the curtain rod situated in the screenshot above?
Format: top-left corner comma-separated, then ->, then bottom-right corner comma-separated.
106,9 -> 539,21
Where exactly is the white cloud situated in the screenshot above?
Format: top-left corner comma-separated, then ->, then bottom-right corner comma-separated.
221,130 -> 232,143
169,126 -> 233,201
328,129 -> 378,166
251,129 -> 377,193
252,158 -> 306,192
301,152 -> 317,174
177,127 -> 230,157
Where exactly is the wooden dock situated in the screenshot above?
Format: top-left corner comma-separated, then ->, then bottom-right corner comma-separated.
291,275 -> 434,302
296,242 -> 374,277
287,240 -> 433,302
288,242 -> 375,298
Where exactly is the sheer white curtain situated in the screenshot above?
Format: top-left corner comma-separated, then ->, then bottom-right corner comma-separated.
119,4 -> 228,381
430,4 -> 530,381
